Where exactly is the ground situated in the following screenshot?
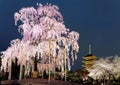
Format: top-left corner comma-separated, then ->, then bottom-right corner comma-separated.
1,78 -> 81,85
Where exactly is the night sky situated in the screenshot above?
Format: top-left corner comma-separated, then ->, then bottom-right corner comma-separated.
0,0 -> 120,70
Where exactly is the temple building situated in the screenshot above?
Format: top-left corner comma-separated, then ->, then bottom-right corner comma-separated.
82,44 -> 96,70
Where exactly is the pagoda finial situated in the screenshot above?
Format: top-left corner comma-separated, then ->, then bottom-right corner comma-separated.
89,44 -> 91,54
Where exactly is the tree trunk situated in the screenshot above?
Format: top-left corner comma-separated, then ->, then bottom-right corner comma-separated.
64,49 -> 67,82
42,71 -> 44,78
61,56 -> 64,79
8,59 -> 12,80
32,61 -> 34,73
19,64 -> 23,80
48,40 -> 51,84
107,74 -> 111,85
54,58 -> 55,79
24,66 -> 26,79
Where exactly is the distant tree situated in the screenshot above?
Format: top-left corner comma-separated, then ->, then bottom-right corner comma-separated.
112,55 -> 120,80
88,55 -> 120,84
0,57 -> 1,69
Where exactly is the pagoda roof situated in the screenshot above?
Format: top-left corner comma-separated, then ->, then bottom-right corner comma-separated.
82,65 -> 92,68
82,60 -> 96,64
84,54 -> 94,57
83,55 -> 96,60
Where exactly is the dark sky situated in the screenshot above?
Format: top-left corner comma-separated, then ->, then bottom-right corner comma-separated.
0,0 -> 120,70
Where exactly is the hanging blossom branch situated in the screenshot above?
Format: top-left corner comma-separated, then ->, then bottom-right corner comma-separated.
14,3 -> 65,43
1,39 -> 35,73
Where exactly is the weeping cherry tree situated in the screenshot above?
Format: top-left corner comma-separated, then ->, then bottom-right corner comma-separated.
1,3 -> 80,81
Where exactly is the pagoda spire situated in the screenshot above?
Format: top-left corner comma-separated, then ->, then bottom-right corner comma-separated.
88,44 -> 91,54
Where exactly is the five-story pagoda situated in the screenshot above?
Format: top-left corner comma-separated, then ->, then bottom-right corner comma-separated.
82,44 -> 96,70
